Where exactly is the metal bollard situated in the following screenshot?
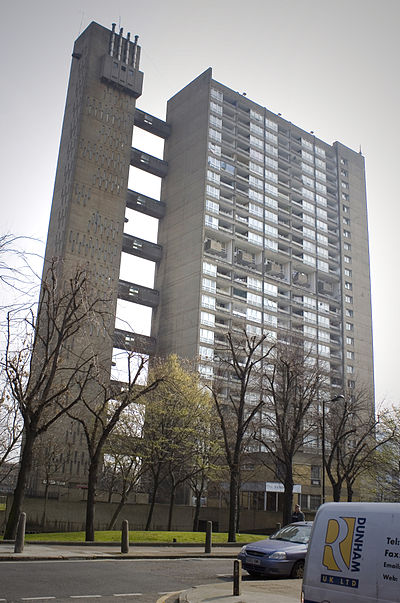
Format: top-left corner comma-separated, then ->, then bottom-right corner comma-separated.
205,521 -> 212,553
276,522 -> 281,531
233,559 -> 242,596
121,519 -> 129,553
14,512 -> 26,553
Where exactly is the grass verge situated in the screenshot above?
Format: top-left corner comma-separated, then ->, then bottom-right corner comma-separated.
24,530 -> 267,544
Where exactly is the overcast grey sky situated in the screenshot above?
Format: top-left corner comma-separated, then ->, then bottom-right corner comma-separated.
1,0 -> 399,404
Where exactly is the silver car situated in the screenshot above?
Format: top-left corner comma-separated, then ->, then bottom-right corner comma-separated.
238,522 -> 312,578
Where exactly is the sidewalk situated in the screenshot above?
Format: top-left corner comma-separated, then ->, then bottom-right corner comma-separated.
0,540 -> 241,561
0,541 -> 301,602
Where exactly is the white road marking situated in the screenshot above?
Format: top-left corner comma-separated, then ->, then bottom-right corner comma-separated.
113,595 -> 143,597
21,599 -> 56,601
70,597 -> 102,599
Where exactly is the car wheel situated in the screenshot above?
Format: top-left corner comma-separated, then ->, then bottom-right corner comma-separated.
290,560 -> 304,579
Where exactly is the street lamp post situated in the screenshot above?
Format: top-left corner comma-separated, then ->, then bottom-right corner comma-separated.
322,394 -> 344,504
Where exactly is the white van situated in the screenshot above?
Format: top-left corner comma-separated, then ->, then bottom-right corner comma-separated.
302,502 -> 400,603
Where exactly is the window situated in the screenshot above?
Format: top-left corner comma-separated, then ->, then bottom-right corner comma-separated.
345,281 -> 352,290
199,328 -> 214,344
247,323 -> 262,336
249,175 -> 263,190
206,199 -> 219,213
343,230 -> 351,239
209,114 -> 222,129
304,227 -> 316,240
304,311 -> 317,324
201,294 -> 215,309
200,311 -> 215,326
248,232 -> 263,246
318,315 -> 330,328
347,350 -> 355,360
344,255 -> 351,264
346,322 -> 354,331
206,184 -> 220,199
315,146 -> 325,158
250,148 -> 264,162
347,365 -> 354,374
250,109 -> 263,122
210,101 -> 222,115
265,156 -> 278,169
248,277 -> 262,291
317,260 -> 329,272
342,192 -> 349,201
316,220 -> 328,232
265,117 -> 278,131
208,155 -> 221,170
348,379 -> 355,389
264,282 -> 278,296
345,295 -> 353,304
207,170 -> 220,184
209,128 -> 221,142
318,344 -> 330,357
199,346 -> 214,360
265,238 -> 278,251
344,268 -> 352,277
317,233 -> 328,245
248,292 -> 262,307
203,261 -> 217,276
211,88 -> 223,101
265,169 -> 278,183
208,142 -> 221,155
199,364 -> 213,379
344,242 -> 351,251
265,210 -> 278,223
250,135 -> 263,149
311,465 -> 321,485
343,217 -> 350,225
265,130 -> 278,144
343,204 -> 349,213
264,313 -> 278,326
249,189 -> 263,203
265,142 -> 278,156
346,336 -> 354,345
250,122 -> 264,136
341,181 -> 349,190
346,308 -> 354,317
249,161 -> 263,176
304,325 -> 317,337
249,217 -> 263,231
202,278 -> 216,293
247,308 -> 262,323
205,214 -> 218,229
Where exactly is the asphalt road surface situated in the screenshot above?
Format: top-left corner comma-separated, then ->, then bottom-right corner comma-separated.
0,558 -> 236,603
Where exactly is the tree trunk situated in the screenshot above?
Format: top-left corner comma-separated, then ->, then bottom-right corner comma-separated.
107,493 -> 127,531
85,456 -> 100,541
228,466 -> 239,542
41,481 -> 50,528
282,472 -> 294,526
167,486 -> 176,531
346,480 -> 354,502
4,431 -> 35,539
193,489 -> 202,532
145,470 -> 161,531
332,481 -> 342,502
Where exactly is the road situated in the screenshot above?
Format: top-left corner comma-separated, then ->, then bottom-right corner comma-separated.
0,558 -> 236,603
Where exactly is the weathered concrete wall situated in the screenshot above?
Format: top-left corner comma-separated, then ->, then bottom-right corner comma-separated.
4,496 -> 288,534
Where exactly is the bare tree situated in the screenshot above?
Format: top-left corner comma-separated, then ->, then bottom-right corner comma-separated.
67,351 -> 163,541
324,388 -> 396,501
0,387 -> 22,476
101,406 -> 146,530
255,342 -> 326,525
210,330 -> 274,542
2,264 -> 106,539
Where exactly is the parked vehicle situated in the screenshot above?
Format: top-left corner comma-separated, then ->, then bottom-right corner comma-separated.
238,522 -> 312,578
302,502 -> 400,603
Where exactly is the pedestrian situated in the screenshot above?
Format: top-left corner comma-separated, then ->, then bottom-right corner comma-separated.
291,504 -> 305,522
